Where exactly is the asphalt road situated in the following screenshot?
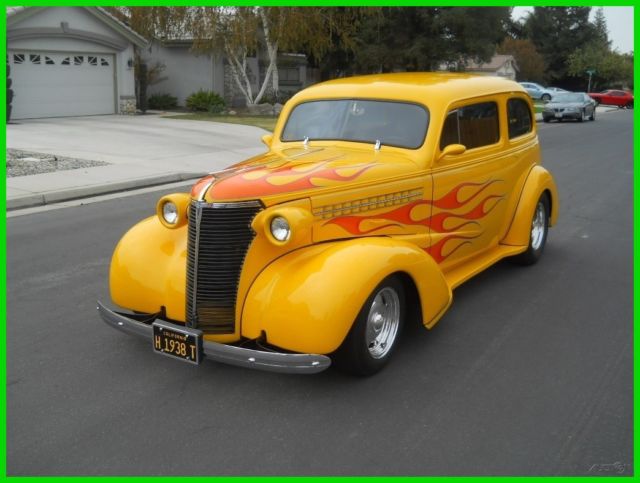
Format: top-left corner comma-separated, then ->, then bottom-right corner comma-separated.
7,110 -> 633,476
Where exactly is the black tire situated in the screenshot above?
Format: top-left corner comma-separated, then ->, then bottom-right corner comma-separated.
512,193 -> 550,266
578,109 -> 586,122
543,118 -> 550,123
333,276 -> 405,376
590,109 -> 596,121
626,101 -> 633,109
541,94 -> 551,102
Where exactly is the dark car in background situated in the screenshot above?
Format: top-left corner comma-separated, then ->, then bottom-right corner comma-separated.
588,89 -> 633,108
541,92 -> 596,123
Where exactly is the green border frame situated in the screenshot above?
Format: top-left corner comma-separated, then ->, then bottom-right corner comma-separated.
1,2 -> 636,480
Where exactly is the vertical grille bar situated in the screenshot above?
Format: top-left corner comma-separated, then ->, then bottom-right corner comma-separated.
186,200 -> 262,334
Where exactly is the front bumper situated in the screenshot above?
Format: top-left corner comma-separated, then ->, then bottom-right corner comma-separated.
542,111 -> 581,121
96,301 -> 331,374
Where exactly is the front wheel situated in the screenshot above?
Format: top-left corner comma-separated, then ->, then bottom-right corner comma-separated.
579,109 -> 586,122
512,194 -> 550,266
333,276 -> 405,376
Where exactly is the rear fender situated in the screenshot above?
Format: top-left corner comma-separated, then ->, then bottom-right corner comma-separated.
241,237 -> 452,354
502,165 -> 559,246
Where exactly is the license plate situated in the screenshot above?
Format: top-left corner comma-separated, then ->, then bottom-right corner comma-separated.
152,321 -> 202,364
555,113 -> 562,118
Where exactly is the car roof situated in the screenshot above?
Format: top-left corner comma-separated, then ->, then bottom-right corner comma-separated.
292,73 -> 527,108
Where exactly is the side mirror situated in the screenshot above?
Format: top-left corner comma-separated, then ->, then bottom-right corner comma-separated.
261,134 -> 273,147
437,143 -> 466,162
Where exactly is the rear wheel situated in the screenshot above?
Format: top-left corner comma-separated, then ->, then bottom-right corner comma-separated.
512,194 -> 550,266
626,101 -> 633,109
541,94 -> 551,102
333,276 -> 405,376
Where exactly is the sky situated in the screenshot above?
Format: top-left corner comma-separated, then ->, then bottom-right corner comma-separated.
511,6 -> 634,54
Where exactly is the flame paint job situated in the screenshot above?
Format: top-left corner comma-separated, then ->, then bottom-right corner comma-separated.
325,180 -> 505,263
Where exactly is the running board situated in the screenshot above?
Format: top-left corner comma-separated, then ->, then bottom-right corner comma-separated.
444,244 -> 527,290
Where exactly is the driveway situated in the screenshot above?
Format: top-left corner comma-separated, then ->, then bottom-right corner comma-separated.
6,114 -> 267,174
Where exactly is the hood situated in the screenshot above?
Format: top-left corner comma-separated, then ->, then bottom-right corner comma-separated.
192,146 -> 420,202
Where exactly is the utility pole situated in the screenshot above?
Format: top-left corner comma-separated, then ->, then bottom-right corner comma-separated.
586,69 -> 596,92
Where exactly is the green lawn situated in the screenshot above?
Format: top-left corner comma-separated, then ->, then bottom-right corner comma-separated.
163,113 -> 277,132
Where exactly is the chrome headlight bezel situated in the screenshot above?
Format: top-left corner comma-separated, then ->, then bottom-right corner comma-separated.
270,216 -> 291,242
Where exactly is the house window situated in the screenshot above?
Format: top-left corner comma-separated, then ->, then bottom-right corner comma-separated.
74,56 -> 84,65
88,56 -> 97,66
45,56 -> 55,65
61,57 -> 71,65
279,67 -> 300,83
30,54 -> 41,64
13,53 -> 25,64
440,101 -> 499,150
507,98 -> 532,139
101,58 -> 110,66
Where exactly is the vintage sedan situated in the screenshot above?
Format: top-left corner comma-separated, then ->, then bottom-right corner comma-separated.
541,92 -> 596,122
588,89 -> 634,108
98,73 -> 559,376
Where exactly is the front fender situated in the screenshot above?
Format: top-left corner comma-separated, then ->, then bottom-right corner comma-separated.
502,165 -> 559,246
110,216 -> 188,322
241,237 -> 452,354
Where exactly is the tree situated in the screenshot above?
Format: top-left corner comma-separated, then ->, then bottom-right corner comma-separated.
329,7 -> 511,76
525,7 -> 596,83
497,37 -> 545,82
568,44 -> 634,91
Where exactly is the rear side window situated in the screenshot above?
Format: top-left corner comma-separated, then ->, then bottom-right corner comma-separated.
440,101 -> 499,150
507,98 -> 532,139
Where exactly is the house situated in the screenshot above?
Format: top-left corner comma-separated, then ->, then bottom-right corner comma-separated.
465,54 -> 518,80
145,39 -> 312,107
438,54 -> 519,80
7,6 -> 148,119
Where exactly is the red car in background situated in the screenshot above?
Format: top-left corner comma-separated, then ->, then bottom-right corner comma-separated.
588,89 -> 634,108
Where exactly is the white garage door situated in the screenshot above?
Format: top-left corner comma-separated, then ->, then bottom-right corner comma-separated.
9,51 -> 116,119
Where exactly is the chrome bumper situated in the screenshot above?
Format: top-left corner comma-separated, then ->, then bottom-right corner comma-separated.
96,301 -> 331,374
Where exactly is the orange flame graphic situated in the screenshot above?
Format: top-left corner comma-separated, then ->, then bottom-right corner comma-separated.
209,161 -> 376,198
325,180 -> 504,263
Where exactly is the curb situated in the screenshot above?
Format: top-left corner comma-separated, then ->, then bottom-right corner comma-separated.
6,172 -> 207,211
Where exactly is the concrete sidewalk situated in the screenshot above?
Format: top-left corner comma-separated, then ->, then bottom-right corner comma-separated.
6,107 -> 622,210
6,113 -> 267,210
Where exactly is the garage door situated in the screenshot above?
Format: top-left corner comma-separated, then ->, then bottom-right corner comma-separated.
9,51 -> 116,119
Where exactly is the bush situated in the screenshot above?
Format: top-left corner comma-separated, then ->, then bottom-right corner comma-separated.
148,93 -> 178,110
186,90 -> 225,113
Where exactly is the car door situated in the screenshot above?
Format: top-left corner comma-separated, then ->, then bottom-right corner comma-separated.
429,97 -> 532,271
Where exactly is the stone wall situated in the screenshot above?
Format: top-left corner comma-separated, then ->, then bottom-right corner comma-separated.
119,95 -> 136,115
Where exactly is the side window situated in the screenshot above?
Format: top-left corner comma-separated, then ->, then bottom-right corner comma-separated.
440,101 -> 499,150
507,98 -> 532,139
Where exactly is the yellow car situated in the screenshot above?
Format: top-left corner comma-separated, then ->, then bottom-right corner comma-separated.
98,73 -> 559,376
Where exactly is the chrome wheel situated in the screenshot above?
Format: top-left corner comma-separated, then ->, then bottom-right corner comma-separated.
530,201 -> 547,250
365,287 -> 400,359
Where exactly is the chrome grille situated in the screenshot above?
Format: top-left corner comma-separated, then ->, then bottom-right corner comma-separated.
186,200 -> 262,333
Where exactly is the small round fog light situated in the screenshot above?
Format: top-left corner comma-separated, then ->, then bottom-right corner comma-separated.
162,202 -> 179,225
270,216 -> 291,242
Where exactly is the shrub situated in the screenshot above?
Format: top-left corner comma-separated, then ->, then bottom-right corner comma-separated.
148,93 -> 178,110
186,90 -> 225,113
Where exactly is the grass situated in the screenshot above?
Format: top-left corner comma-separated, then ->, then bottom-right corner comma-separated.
162,113 -> 277,132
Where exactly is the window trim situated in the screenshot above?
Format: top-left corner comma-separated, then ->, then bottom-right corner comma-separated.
438,99 -> 501,154
506,97 -> 533,140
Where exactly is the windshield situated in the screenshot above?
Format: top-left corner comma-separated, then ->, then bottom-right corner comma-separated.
553,93 -> 584,103
281,99 -> 429,149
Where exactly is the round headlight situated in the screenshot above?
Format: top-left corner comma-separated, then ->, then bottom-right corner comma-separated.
162,201 -> 179,225
270,216 -> 291,242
